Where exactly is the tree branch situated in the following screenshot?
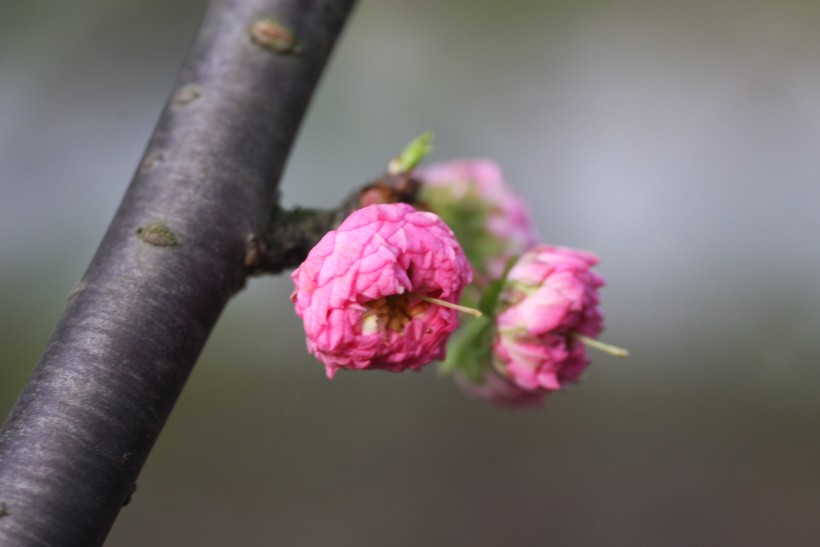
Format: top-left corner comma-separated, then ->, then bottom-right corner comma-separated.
250,172 -> 421,274
0,1 -> 356,545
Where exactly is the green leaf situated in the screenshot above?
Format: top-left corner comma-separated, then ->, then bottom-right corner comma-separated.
387,132 -> 434,175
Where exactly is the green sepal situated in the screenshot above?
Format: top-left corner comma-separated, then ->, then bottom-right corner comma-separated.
388,132 -> 434,175
477,256 -> 518,315
420,183 -> 504,279
440,314 -> 494,384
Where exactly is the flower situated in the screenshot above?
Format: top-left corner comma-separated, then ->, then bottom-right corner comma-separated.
493,245 -> 604,392
417,159 -> 539,283
291,203 -> 472,378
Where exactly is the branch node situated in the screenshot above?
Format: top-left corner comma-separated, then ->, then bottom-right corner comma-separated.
136,221 -> 179,247
138,152 -> 163,176
122,484 -> 137,507
244,234 -> 266,269
172,84 -> 201,106
67,280 -> 87,301
250,17 -> 301,55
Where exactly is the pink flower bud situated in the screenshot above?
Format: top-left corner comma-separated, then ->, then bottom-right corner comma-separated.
418,159 -> 539,282
493,245 -> 604,391
291,203 -> 472,378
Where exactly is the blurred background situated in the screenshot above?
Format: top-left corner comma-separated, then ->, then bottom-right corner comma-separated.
1,0 -> 819,545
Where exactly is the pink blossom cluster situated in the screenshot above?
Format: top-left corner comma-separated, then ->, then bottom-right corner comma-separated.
290,155 -> 614,409
291,203 -> 472,378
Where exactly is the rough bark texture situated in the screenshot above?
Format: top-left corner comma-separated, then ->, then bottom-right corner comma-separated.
251,172 -> 421,274
0,1 -> 356,545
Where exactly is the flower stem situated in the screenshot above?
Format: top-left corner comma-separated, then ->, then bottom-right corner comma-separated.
574,333 -> 629,358
412,293 -> 482,318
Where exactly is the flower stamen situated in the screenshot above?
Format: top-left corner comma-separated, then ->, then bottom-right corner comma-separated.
410,293 -> 482,318
573,333 -> 629,358
362,294 -> 430,333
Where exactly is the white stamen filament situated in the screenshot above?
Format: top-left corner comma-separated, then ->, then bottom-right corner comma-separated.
411,293 -> 482,318
574,333 -> 629,358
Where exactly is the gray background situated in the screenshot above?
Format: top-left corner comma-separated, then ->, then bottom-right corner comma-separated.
1,1 -> 818,545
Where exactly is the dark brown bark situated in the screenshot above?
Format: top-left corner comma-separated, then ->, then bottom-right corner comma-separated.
0,1 -> 356,545
251,172 -> 422,274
